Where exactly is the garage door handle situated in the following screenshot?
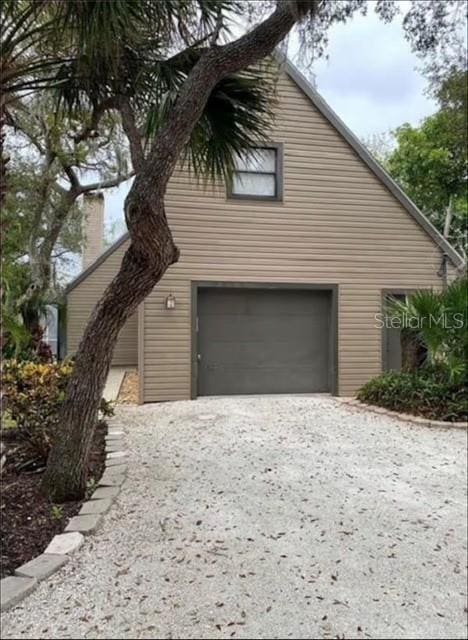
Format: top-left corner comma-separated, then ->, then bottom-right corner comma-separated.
197,353 -> 201,362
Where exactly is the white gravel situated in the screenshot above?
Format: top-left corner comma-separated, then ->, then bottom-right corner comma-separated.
2,396 -> 467,639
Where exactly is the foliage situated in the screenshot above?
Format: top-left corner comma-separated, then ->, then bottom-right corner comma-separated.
386,69 -> 467,258
357,366 -> 468,422
1,360 -> 114,465
387,278 -> 468,376
367,278 -> 468,420
1,263 -> 34,359
50,504 -> 64,521
4,0 -> 460,185
4,92 -> 130,279
1,91 -> 131,358
85,476 -> 98,499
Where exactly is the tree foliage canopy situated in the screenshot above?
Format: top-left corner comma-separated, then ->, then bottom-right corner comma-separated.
386,69 -> 467,258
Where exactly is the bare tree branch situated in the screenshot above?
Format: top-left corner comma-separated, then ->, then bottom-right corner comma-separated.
77,171 -> 134,195
73,98 -> 117,143
118,98 -> 145,172
63,164 -> 80,190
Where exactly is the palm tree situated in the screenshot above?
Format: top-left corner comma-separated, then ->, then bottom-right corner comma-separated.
1,1 -> 61,206
388,278 -> 467,374
39,0 -> 320,500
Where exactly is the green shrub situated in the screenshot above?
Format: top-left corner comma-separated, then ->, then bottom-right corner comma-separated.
1,360 -> 113,465
357,366 -> 468,422
388,277 -> 468,375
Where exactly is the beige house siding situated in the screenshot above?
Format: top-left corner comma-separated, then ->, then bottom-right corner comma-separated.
141,71 -> 447,401
67,239 -> 138,367
66,67 -> 458,400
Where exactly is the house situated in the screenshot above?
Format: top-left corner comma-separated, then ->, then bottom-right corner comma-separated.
66,60 -> 463,403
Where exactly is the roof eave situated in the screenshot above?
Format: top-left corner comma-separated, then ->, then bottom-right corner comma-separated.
65,232 -> 130,294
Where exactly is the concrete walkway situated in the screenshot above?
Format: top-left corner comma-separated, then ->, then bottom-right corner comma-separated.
2,396 -> 467,639
103,367 -> 127,401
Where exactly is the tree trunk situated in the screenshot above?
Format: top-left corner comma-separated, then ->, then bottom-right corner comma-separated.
443,196 -> 453,240
43,205 -> 178,500
43,1 -> 318,501
401,332 -> 426,372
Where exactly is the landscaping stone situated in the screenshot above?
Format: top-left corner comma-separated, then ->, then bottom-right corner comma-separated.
99,474 -> 125,487
106,442 -> 125,452
79,499 -> 113,515
91,485 -> 120,500
350,401 -> 467,429
106,450 -> 128,459
15,554 -> 68,581
0,576 -> 36,612
0,419 -> 126,613
44,532 -> 84,555
105,457 -> 128,469
395,413 -> 416,422
431,419 -> 466,428
105,464 -> 128,476
65,514 -> 101,534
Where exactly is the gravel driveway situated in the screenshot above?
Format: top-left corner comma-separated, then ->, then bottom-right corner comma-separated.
2,396 -> 467,639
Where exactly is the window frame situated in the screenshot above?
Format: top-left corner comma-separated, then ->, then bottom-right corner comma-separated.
227,142 -> 283,202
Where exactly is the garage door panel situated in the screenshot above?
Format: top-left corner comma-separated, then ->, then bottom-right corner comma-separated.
202,314 -> 327,342
201,364 -> 328,395
203,338 -> 328,366
197,287 -> 331,395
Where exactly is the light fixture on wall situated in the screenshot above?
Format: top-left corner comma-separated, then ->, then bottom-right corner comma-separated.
165,294 -> 176,310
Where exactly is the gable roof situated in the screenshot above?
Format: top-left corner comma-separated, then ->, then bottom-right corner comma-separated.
66,59 -> 464,294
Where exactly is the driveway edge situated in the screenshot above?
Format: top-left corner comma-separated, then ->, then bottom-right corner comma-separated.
0,420 -> 128,613
339,398 -> 467,429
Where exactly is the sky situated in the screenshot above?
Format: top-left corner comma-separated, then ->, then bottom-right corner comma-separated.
310,5 -> 436,139
103,3 -> 437,243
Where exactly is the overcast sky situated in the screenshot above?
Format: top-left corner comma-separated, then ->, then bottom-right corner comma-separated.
310,6 -> 436,139
103,4 -> 437,241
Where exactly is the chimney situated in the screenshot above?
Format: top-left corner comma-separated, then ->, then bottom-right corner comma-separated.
82,192 -> 104,269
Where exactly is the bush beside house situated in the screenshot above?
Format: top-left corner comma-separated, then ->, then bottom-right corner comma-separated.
0,360 -> 112,576
358,278 -> 467,422
2,360 -> 113,468
358,366 -> 467,422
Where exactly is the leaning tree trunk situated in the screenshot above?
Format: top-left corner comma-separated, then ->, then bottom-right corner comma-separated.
43,206 -> 178,500
42,1 -> 315,501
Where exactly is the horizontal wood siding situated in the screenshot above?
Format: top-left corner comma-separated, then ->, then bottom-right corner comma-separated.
143,71 -> 444,400
67,240 -> 138,367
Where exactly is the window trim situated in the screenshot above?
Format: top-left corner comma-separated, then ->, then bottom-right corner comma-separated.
227,142 -> 283,202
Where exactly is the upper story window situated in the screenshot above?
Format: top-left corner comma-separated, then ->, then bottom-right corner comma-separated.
228,144 -> 283,201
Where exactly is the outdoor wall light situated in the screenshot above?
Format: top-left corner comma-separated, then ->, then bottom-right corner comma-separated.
165,294 -> 176,310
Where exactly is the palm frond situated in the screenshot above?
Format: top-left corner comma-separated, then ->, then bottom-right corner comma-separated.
388,289 -> 445,362
388,278 -> 468,366
144,62 -> 277,182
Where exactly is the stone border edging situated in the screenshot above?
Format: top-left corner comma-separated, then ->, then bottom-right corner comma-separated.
0,422 -> 128,613
339,397 -> 467,429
